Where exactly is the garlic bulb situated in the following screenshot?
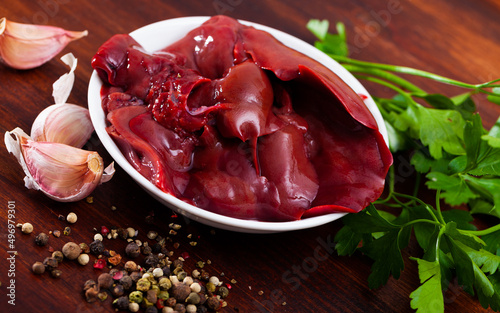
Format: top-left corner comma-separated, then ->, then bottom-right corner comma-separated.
0,18 -> 87,70
4,128 -> 115,202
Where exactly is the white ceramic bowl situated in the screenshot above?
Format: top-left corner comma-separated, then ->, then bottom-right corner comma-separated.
88,16 -> 388,233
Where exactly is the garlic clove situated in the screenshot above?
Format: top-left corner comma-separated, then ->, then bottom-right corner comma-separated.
52,53 -> 78,104
30,103 -> 93,148
0,18 -> 87,70
4,127 -> 115,202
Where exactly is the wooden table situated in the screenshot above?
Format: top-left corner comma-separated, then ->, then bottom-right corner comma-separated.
1,1 -> 499,312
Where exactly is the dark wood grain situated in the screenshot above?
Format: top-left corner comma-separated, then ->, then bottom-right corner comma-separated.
1,1 -> 499,312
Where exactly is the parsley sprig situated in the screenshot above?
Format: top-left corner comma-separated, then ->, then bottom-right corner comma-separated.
307,19 -> 500,312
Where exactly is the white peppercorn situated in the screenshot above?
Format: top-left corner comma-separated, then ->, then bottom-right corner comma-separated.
21,222 -> 33,234
78,253 -> 90,265
93,233 -> 103,241
129,302 -> 140,312
67,212 -> 77,223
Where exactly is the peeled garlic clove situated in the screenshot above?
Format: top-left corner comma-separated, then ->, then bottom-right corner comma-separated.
4,127 -> 115,202
0,18 -> 87,70
31,103 -> 93,148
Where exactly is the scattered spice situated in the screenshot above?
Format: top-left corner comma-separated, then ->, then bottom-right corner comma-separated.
53,230 -> 61,238
86,196 -> 94,204
57,214 -> 65,221
89,239 -> 105,255
97,272 -> 114,289
67,212 -> 77,223
125,242 -> 141,258
50,269 -> 62,278
34,232 -> 49,246
108,253 -> 122,266
32,261 -> 45,274
21,222 -> 33,234
79,242 -> 90,254
93,233 -> 103,241
62,242 -> 82,260
52,251 -> 64,263
93,258 -> 106,270
63,226 -> 71,236
78,253 -> 90,265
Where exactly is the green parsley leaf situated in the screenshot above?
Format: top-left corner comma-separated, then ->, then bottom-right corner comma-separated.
426,172 -> 478,206
410,258 -> 444,313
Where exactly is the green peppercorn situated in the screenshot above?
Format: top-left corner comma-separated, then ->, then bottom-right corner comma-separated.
136,278 -> 151,292
176,270 -> 187,281
158,290 -> 169,300
159,277 -> 172,290
185,292 -> 200,305
34,232 -> 49,246
128,290 -> 143,303
205,282 -> 216,294
63,226 -> 71,236
217,286 -> 229,299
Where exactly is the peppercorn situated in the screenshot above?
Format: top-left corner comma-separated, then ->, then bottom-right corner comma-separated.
186,304 -> 197,313
208,276 -> 220,286
89,239 -> 105,255
217,286 -> 229,299
79,242 -> 90,254
67,212 -> 77,223
190,282 -> 201,293
125,242 -> 141,258
152,267 -> 163,278
85,287 -> 99,303
108,253 -> 122,266
136,278 -> 152,292
43,257 -> 58,270
63,226 -> 71,236
200,270 -> 210,281
51,250 -> 64,263
129,290 -> 144,303
142,244 -> 152,255
162,266 -> 171,277
97,291 -> 108,302
145,306 -> 158,313
171,259 -> 183,270
120,275 -> 133,290
78,253 -> 90,266
113,296 -> 129,310
130,271 -> 142,283
174,303 -> 186,313
21,222 -> 33,234
62,242 -> 82,260
129,302 -> 140,312
50,269 -> 62,278
183,276 -> 194,286
124,260 -> 138,272
185,292 -> 200,305
146,289 -> 158,305
158,290 -> 169,300
144,254 -> 159,268
34,232 -> 49,246
197,305 -> 208,313
206,296 -> 221,311
32,261 -> 45,274
97,273 -> 114,289
198,293 -> 207,305
159,277 -> 172,290
165,297 -> 176,307
83,279 -> 96,291
171,282 -> 191,301
111,284 -> 125,297
205,282 -> 216,294
126,227 -> 136,238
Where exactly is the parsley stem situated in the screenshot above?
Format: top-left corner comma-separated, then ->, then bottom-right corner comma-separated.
340,64 -> 425,93
331,54 -> 490,91
402,219 -> 441,228
435,190 -> 447,224
393,192 -> 441,223
460,223 -> 500,236
352,75 -> 416,105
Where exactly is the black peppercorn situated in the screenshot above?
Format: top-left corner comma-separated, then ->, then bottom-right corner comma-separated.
144,254 -> 159,268
125,242 -> 140,258
174,303 -> 186,313
50,269 -> 62,278
113,296 -> 129,310
34,232 -> 49,246
111,284 -> 125,297
206,296 -> 221,310
43,257 -> 58,270
145,306 -> 158,313
119,275 -> 133,290
89,239 -> 105,255
97,273 -> 114,289
171,282 -> 191,301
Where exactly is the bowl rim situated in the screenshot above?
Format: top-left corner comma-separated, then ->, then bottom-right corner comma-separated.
88,16 -> 388,233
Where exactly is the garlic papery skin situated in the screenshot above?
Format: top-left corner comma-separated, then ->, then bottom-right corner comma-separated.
0,18 -> 88,70
30,103 -> 93,148
4,127 -> 115,202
